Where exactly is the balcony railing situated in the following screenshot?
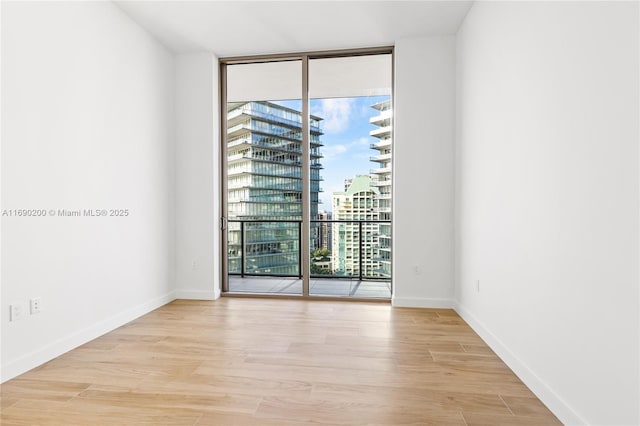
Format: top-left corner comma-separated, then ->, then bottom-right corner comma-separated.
370,153 -> 392,162
228,219 -> 391,281
375,193 -> 392,200
371,179 -> 391,187
370,125 -> 392,138
227,138 -> 324,158
228,104 -> 323,134
369,109 -> 392,124
370,166 -> 392,174
370,139 -> 392,150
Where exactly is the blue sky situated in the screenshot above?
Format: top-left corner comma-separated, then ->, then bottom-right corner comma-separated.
275,96 -> 389,211
311,96 -> 389,211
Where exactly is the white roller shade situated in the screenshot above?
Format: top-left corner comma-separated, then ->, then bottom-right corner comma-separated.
309,54 -> 392,99
226,60 -> 301,102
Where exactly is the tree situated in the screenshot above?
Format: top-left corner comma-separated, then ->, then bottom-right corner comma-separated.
310,263 -> 331,275
310,248 -> 332,275
311,248 -> 331,262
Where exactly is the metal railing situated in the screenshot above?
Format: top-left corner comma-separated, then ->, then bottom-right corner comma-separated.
228,219 -> 391,281
228,105 -> 323,134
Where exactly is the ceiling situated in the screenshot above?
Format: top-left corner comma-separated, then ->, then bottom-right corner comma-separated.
114,1 -> 474,57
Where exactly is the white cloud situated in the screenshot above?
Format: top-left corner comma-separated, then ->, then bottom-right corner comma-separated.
321,137 -> 371,166
352,136 -> 370,147
313,98 -> 355,134
321,143 -> 348,161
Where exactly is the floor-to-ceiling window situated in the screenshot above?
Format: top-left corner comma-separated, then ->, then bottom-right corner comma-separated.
221,49 -> 393,299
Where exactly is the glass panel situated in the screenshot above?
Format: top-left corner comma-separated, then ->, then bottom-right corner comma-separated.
308,54 -> 392,298
226,60 -> 303,295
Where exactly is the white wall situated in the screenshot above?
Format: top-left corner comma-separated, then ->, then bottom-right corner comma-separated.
455,2 -> 639,425
1,2 -> 176,381
175,53 -> 220,300
393,36 -> 456,308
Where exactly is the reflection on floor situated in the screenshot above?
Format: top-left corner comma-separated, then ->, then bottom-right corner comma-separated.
228,276 -> 391,298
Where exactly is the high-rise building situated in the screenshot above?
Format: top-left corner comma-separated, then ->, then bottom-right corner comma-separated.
369,100 -> 392,278
226,101 -> 323,276
316,210 -> 332,251
312,210 -> 333,274
331,175 -> 380,277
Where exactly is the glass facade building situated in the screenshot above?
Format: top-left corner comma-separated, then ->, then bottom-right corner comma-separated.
227,101 -> 323,276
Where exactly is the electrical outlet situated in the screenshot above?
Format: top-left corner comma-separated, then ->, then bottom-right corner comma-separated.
10,304 -> 23,321
30,298 -> 42,314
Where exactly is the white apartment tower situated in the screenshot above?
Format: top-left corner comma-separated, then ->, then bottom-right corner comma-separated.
331,175 -> 380,277
369,100 -> 392,278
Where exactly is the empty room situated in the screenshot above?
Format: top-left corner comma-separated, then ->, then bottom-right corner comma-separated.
1,1 -> 639,425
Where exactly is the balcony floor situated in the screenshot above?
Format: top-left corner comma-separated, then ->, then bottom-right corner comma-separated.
228,276 -> 391,298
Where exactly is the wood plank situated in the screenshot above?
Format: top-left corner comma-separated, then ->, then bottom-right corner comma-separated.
0,298 -> 561,425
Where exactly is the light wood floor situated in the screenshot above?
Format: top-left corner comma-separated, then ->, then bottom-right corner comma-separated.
0,298 -> 561,425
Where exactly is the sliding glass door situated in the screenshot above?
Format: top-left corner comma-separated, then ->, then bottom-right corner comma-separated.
221,49 -> 393,299
223,59 -> 304,295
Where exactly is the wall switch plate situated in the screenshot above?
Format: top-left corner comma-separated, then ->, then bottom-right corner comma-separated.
10,304 -> 23,321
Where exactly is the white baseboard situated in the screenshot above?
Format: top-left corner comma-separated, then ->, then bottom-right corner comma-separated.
1,291 -> 176,383
174,288 -> 220,300
391,296 -> 453,308
453,302 -> 586,426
